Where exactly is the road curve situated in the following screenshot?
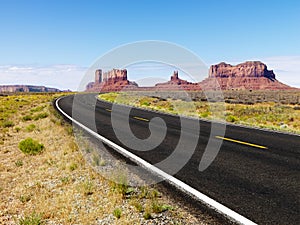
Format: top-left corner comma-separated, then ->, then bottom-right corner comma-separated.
56,94 -> 300,225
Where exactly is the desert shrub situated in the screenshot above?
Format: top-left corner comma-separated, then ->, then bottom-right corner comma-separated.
200,112 -> 209,118
15,127 -> 21,132
139,186 -> 150,199
99,159 -> 106,166
140,99 -> 150,106
168,106 -> 174,111
65,126 -> 73,135
15,160 -> 23,167
81,180 -> 94,196
131,199 -> 143,212
110,173 -> 133,197
226,114 -> 238,123
26,124 -> 36,132
60,176 -> 70,184
92,154 -> 100,166
19,194 -> 31,203
30,105 -> 46,113
113,208 -> 122,219
22,115 -> 32,121
33,112 -> 48,120
2,120 -> 14,128
143,210 -> 152,220
19,212 -> 44,225
148,189 -> 160,199
69,162 -> 78,171
99,92 -> 118,102
18,138 -> 44,155
151,201 -> 173,213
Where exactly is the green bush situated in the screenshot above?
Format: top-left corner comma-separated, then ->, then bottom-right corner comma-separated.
131,200 -> 143,212
15,127 -> 21,132
82,180 -> 94,196
26,124 -> 36,132
110,174 -> 132,197
141,100 -> 150,106
19,194 -> 31,203
113,208 -> 122,219
15,160 -> 23,167
19,212 -> 44,225
152,201 -> 172,213
99,159 -> 106,166
143,211 -> 152,220
69,162 -> 78,171
60,176 -> 70,184
200,112 -> 209,118
2,120 -> 14,128
33,112 -> 48,121
30,105 -> 46,113
18,138 -> 44,155
22,115 -> 32,121
226,114 -> 238,123
92,154 -> 100,166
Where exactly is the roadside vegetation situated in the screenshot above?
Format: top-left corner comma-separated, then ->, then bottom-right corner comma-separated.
99,91 -> 300,134
18,138 -> 44,155
0,93 -> 209,224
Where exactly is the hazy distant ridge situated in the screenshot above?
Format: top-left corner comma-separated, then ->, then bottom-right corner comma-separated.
0,85 -> 63,93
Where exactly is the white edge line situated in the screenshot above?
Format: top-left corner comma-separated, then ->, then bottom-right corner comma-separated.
56,96 -> 257,225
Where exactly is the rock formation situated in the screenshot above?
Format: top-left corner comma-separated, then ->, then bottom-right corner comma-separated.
0,85 -> 63,93
200,61 -> 293,90
86,61 -> 296,92
155,71 -> 196,89
103,69 -> 128,83
86,68 -> 138,92
209,61 -> 276,79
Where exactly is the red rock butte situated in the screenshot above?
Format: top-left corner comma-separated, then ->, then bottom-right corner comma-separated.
86,68 -> 138,92
86,61 -> 296,92
200,61 -> 293,90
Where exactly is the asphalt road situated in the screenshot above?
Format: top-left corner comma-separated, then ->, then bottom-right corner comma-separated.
56,94 -> 300,224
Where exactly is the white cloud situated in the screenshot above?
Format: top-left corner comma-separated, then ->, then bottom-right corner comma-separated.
0,64 -> 88,91
262,56 -> 300,88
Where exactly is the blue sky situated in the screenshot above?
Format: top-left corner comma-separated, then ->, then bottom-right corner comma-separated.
0,0 -> 299,90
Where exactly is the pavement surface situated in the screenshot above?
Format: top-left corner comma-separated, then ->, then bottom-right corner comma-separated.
56,94 -> 300,225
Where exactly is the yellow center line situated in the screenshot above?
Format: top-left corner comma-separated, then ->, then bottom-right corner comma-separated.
133,116 -> 150,122
215,136 -> 268,149
105,109 -> 112,112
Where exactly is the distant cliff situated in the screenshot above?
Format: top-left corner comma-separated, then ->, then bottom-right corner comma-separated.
86,61 -> 296,92
200,61 -> 293,90
209,61 -> 276,79
0,85 -> 63,93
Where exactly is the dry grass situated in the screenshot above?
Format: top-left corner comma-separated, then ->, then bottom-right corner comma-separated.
0,93 -> 211,224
